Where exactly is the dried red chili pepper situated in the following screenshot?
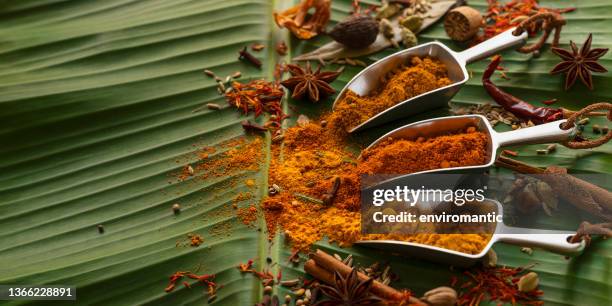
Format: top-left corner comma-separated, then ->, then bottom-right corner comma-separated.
456,265 -> 543,306
483,56 -> 563,124
238,259 -> 254,273
165,271 -> 217,294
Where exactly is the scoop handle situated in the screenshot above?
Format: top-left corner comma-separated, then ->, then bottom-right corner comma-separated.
494,120 -> 574,147
495,225 -> 585,256
456,28 -> 528,64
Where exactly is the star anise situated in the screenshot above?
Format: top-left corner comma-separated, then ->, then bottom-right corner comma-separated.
550,33 -> 609,90
281,62 -> 342,102
314,268 -> 382,306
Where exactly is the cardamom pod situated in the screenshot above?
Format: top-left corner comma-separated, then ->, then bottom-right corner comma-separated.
400,15 -> 423,33
421,286 -> 457,306
401,28 -> 418,48
518,272 -> 539,292
376,3 -> 401,20
380,18 -> 395,39
483,249 -> 497,268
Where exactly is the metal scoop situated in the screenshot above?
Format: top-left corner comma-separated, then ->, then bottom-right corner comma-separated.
333,28 -> 528,133
357,199 -> 584,267
362,114 -> 575,172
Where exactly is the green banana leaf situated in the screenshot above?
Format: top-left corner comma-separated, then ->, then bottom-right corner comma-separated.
0,0 -> 610,305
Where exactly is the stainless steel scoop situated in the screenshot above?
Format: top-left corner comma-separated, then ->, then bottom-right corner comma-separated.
333,28 -> 528,133
357,199 -> 585,267
356,115 -> 581,266
362,114 -> 575,173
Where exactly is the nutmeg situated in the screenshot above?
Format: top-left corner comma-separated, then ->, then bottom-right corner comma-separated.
444,6 -> 483,41
328,15 -> 379,49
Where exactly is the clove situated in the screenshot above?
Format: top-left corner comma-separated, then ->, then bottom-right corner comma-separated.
321,176 -> 341,205
241,120 -> 267,133
239,46 -> 262,69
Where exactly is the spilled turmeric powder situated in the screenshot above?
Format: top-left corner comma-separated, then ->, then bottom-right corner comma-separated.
185,57 -> 489,255
263,121 -> 491,254
330,56 -> 452,134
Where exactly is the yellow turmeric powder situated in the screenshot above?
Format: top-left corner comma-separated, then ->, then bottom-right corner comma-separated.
190,56 -> 490,255
263,120 -> 491,254
330,56 -> 452,134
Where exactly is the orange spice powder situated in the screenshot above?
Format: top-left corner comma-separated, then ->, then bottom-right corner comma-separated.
329,56 -> 452,135
263,121 -> 491,253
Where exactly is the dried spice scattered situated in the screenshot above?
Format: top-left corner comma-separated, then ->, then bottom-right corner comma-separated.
331,56 -> 451,134
480,0 -> 574,43
262,120 -> 491,253
164,271 -> 218,298
569,221 -> 612,246
251,43 -> 265,51
237,204 -> 258,227
456,264 -> 543,306
225,79 -> 286,130
550,33 -> 609,90
281,62 -> 343,102
316,268 -> 382,305
420,286 -> 458,306
483,56 -> 610,125
241,120 -> 268,133
276,40 -> 288,55
273,0 -> 331,40
188,233 -> 204,247
306,249 -> 420,304
451,102 -> 523,127
238,46 -> 262,69
483,56 -> 563,124
495,155 -> 612,221
237,258 -> 275,283
173,136 -> 263,184
172,203 -> 181,215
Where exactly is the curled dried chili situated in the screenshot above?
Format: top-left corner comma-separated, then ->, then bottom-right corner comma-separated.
483,56 -> 563,124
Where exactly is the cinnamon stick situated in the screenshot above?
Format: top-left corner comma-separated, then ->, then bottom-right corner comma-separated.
495,156 -> 612,221
307,250 -> 426,305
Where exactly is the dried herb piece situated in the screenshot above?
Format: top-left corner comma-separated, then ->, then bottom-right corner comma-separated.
276,41 -> 288,55
321,176 -> 341,205
273,0 -> 331,40
483,56 -> 563,124
550,33 -> 609,90
315,268 -> 381,306
251,43 -> 265,51
421,286 -> 457,306
242,120 -> 268,133
225,79 -> 286,129
481,0 -> 573,42
456,265 -> 543,306
281,62 -> 342,102
238,47 -> 262,69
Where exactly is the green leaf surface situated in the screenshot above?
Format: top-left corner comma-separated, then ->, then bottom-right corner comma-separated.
0,0 -> 610,306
